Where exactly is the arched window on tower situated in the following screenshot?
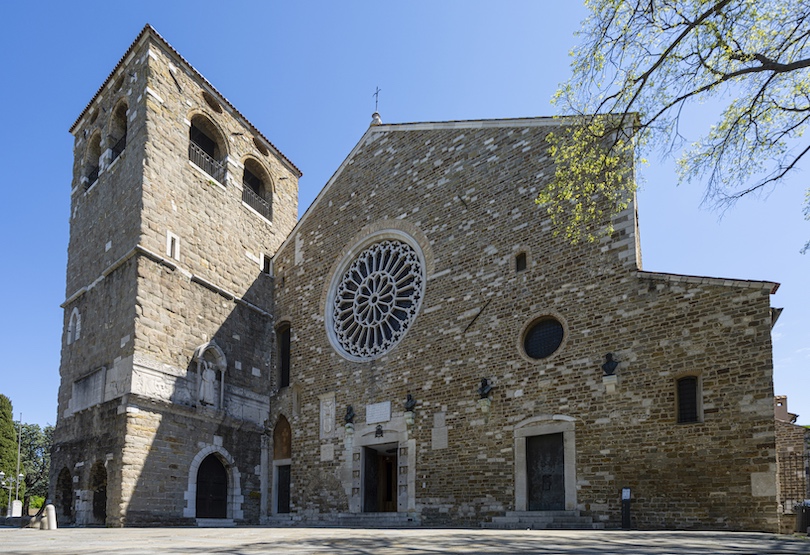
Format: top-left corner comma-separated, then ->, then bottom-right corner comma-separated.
67,307 -> 81,345
188,114 -> 226,183
85,133 -> 101,190
242,158 -> 273,221
110,101 -> 128,162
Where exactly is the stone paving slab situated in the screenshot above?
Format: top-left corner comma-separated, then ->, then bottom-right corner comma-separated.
1,527 -> 809,555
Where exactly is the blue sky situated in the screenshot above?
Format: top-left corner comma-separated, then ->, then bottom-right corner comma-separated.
1,1 -> 807,428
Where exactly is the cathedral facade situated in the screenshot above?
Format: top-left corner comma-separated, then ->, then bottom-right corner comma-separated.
51,26 -> 783,531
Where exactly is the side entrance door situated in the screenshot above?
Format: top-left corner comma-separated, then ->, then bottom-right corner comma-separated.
196,454 -> 227,518
276,464 -> 291,513
526,433 -> 565,511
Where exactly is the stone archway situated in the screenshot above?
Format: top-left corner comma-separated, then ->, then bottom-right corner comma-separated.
183,444 -> 243,522
55,467 -> 74,525
88,461 -> 107,525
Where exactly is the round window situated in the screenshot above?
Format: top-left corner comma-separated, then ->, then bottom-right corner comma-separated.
328,236 -> 425,360
523,317 -> 564,359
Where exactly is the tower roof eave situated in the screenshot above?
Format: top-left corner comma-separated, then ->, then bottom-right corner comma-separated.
68,24 -> 302,178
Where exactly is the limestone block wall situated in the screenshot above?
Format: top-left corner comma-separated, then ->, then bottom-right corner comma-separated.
48,400 -> 127,526
118,396 -> 264,525
66,48 -> 148,296
56,259 -> 138,421
54,27 -> 299,526
775,418 -> 809,531
270,120 -> 778,531
140,40 -> 298,299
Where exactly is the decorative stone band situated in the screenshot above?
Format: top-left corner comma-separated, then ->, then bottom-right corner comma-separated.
61,245 -> 272,318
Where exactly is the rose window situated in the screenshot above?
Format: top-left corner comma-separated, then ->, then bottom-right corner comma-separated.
331,240 -> 424,359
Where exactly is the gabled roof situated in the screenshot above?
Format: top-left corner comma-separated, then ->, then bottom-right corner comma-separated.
276,115 -> 567,255
69,24 -> 301,177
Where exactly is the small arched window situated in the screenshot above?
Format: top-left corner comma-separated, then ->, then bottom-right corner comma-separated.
110,101 -> 128,162
85,133 -> 101,189
242,158 -> 273,221
676,375 -> 702,423
188,114 -> 226,183
515,252 -> 528,272
67,307 -> 81,345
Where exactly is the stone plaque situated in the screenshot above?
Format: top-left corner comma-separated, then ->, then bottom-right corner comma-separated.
431,426 -> 448,450
320,443 -> 335,462
319,392 -> 336,438
366,401 -> 391,424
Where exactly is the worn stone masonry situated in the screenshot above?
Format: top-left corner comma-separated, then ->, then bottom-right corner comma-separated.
53,25 -> 790,532
52,25 -> 299,526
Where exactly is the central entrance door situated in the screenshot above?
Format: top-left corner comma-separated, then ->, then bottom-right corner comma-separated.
527,433 -> 565,511
363,444 -> 397,512
196,454 -> 227,518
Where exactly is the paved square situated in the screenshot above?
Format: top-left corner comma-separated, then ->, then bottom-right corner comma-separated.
1,527 -> 808,554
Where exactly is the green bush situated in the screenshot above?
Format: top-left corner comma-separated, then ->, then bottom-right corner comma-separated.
29,495 -> 44,509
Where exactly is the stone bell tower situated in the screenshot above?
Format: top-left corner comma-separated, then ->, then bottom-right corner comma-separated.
51,25 -> 300,526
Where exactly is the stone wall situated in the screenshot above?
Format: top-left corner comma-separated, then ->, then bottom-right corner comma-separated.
53,28 -> 298,526
775,418 -> 809,532
270,120 -> 778,531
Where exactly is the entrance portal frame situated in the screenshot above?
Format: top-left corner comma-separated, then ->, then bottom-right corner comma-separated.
183,444 -> 243,520
349,416 -> 415,513
514,415 -> 577,511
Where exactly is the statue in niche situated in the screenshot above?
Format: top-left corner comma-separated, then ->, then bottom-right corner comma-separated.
344,405 -> 355,425
405,394 -> 416,412
602,353 -> 619,376
199,360 -> 217,406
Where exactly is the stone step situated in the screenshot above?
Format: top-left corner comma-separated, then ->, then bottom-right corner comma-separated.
265,512 -> 421,528
483,510 -> 604,530
196,518 -> 235,527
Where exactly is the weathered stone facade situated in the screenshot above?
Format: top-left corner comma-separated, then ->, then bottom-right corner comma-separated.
774,396 -> 810,532
53,26 -> 784,531
52,26 -> 299,526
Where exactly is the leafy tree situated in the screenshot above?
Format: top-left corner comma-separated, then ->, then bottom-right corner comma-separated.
544,0 -> 810,248
20,423 -> 52,514
0,394 -> 19,512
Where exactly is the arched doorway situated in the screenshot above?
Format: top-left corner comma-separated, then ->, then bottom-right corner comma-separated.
55,467 -> 74,525
88,461 -> 107,525
196,454 -> 227,518
273,415 -> 292,514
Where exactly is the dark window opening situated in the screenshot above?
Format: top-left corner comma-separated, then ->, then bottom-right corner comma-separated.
278,325 -> 291,388
263,256 -> 272,275
242,161 -> 272,221
190,124 -> 217,158
677,376 -> 700,423
110,103 -> 128,162
516,252 -> 527,272
189,118 -> 225,183
524,318 -> 564,360
85,134 -> 101,190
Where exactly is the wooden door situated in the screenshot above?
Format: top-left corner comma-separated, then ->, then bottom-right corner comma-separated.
196,454 -> 227,518
527,433 -> 565,511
